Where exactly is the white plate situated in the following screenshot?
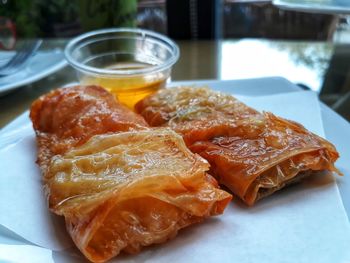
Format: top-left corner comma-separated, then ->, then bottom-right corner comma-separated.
1,76 -> 350,213
0,50 -> 67,96
1,77 -> 350,263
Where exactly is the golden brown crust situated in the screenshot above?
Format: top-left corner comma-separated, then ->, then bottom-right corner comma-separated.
48,129 -> 231,262
30,85 -> 231,262
30,85 -> 148,169
136,87 -> 341,205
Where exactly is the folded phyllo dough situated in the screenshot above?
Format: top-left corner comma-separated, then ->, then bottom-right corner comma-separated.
135,86 -> 341,206
30,86 -> 231,263
30,85 -> 149,170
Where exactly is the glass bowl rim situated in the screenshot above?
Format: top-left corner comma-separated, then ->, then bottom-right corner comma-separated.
64,27 -> 180,76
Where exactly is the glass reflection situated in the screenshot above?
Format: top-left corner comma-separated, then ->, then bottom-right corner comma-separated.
219,39 -> 333,92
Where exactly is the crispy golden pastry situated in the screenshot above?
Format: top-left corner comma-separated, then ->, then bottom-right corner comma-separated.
135,86 -> 341,205
30,85 -> 148,170
30,86 -> 231,263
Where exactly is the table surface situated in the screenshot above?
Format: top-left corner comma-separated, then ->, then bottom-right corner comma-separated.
0,38 -> 350,129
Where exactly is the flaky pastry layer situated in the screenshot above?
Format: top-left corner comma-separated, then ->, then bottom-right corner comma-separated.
136,86 -> 340,205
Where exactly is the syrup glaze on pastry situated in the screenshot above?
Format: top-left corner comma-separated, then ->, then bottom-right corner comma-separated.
30,85 -> 231,262
136,86 -> 340,205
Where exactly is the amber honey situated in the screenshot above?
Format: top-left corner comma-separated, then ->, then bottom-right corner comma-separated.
81,62 -> 168,109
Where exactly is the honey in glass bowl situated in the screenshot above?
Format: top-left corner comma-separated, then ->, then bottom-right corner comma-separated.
80,61 -> 168,109
65,28 -> 179,109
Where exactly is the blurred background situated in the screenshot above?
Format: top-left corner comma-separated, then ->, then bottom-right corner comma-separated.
1,0 -> 347,40
1,0 -> 350,121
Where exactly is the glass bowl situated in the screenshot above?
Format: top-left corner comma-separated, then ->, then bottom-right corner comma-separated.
64,28 -> 179,109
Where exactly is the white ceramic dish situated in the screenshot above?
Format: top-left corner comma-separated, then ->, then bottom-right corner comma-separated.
0,77 -> 349,263
0,50 -> 67,96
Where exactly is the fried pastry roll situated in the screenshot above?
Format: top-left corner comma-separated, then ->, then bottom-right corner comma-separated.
30,86 -> 231,263
135,87 -> 340,205
30,85 -> 149,170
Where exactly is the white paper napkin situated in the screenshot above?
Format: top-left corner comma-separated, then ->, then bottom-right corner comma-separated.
0,91 -> 349,262
0,244 -> 53,263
